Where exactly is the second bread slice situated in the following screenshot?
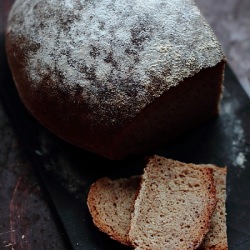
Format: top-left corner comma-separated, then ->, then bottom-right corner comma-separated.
87,175 -> 140,246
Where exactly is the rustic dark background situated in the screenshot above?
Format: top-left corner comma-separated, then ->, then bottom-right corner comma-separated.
0,0 -> 250,249
196,0 -> 250,98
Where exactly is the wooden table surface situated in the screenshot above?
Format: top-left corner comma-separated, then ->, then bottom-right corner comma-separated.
1,1 -> 250,249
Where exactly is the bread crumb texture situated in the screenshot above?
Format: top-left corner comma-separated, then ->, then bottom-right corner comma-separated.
87,176 -> 140,246
87,155 -> 228,249
129,155 -> 218,250
6,0 -> 224,126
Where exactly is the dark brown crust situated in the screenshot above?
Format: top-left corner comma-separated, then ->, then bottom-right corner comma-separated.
195,167 -> 218,249
6,39 -> 225,160
198,165 -> 228,250
111,61 -> 226,158
6,0 -> 226,160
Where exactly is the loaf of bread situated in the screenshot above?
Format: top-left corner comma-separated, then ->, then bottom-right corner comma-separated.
6,0 -> 225,159
87,155 -> 227,249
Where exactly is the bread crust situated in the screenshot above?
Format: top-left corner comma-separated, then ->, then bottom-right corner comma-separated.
6,0 -> 225,159
198,165 -> 228,250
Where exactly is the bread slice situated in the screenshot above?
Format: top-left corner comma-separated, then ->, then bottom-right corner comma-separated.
87,163 -> 228,249
87,155 -> 228,249
198,165 -> 228,250
129,155 -> 217,249
86,176 -> 140,246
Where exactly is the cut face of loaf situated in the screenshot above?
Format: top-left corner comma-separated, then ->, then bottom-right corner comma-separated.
6,0 -> 225,160
87,155 -> 227,249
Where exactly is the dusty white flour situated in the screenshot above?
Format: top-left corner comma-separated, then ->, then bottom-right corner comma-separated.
221,96 -> 248,174
7,0 -> 224,119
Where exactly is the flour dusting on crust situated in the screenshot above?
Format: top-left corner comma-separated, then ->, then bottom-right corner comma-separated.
7,0 -> 224,124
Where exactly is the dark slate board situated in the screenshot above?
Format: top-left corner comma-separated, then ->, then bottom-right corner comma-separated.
1,31 -> 250,249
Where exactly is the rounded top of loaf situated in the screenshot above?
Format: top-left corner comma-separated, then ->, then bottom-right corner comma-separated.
6,0 -> 225,159
7,0 -> 223,125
